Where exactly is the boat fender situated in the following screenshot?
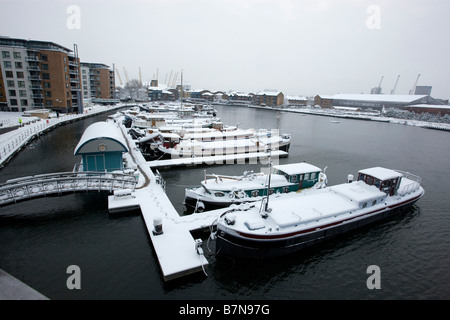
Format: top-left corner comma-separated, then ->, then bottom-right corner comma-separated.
236,190 -> 245,199
195,201 -> 205,213
347,174 -> 354,183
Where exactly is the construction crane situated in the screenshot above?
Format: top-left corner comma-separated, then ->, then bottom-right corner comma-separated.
409,74 -> 421,95
390,75 -> 400,94
377,75 -> 384,94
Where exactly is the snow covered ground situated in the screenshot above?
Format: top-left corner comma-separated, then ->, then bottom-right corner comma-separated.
0,104 -> 128,167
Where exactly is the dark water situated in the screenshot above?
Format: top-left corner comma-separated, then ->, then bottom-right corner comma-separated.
0,105 -> 449,300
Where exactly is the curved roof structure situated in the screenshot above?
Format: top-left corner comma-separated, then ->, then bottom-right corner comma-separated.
74,122 -> 128,155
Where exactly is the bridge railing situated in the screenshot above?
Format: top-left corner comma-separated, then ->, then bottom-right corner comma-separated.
0,171 -> 137,206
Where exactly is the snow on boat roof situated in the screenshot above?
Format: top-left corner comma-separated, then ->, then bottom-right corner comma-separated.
273,163 -> 322,175
74,122 -> 128,154
359,167 -> 403,180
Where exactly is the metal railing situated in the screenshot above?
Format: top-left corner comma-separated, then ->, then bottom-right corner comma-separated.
395,170 -> 422,195
0,171 -> 137,206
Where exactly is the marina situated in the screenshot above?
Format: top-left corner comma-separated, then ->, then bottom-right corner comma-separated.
0,104 -> 448,299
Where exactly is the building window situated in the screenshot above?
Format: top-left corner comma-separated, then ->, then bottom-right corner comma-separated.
3,61 -> 12,68
63,56 -> 67,64
20,99 -> 28,106
45,100 -> 53,106
19,90 -> 27,97
10,99 -> 17,106
14,62 -> 22,69
43,73 -> 50,80
45,91 -> 52,98
8,90 -> 16,96
18,81 -> 25,88
44,82 -> 51,88
13,52 -> 21,59
16,71 -> 24,78
7,80 -> 15,87
2,51 -> 10,58
42,63 -> 49,70
41,54 -> 48,61
5,71 -> 13,78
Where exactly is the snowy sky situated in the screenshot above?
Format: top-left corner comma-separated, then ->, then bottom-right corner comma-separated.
1,0 -> 449,98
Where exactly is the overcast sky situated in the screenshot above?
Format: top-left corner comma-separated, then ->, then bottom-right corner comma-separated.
1,0 -> 449,98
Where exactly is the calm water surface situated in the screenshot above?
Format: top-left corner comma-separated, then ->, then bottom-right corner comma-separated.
0,105 -> 449,300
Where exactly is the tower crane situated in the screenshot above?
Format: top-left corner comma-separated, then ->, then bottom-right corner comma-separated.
377,75 -> 384,94
390,75 -> 400,94
409,74 -> 421,95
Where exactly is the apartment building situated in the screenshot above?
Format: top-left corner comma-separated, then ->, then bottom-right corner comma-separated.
253,91 -> 284,107
80,62 -> 115,101
0,36 -> 82,113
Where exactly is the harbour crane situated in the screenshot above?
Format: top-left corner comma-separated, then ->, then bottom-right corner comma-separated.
409,74 -> 421,95
377,75 -> 384,94
390,75 -> 400,94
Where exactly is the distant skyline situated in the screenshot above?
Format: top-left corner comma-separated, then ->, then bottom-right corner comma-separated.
1,0 -> 449,98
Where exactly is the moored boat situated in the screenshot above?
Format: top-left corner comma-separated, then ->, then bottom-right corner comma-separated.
213,167 -> 424,259
185,162 -> 326,212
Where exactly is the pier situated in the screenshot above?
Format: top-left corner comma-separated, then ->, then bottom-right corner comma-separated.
108,124 -> 224,281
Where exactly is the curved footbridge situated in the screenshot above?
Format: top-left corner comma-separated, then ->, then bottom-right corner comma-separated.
0,171 -> 137,207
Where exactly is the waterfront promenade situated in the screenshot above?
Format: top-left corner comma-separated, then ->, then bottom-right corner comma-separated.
0,104 -> 128,167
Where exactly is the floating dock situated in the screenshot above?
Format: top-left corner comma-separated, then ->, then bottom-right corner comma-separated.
147,150 -> 288,169
109,125 -> 232,281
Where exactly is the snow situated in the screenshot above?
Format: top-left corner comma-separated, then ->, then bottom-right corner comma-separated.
358,167 -> 403,181
273,162 -> 322,175
74,121 -> 128,155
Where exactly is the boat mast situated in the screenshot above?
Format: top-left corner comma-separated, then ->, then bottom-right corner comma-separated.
264,147 -> 272,215
180,70 -> 183,108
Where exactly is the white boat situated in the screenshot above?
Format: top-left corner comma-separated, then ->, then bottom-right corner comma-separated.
138,128 -> 291,161
213,167 -> 424,259
185,163 -> 326,212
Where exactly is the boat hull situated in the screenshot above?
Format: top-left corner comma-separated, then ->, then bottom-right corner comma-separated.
216,193 -> 423,259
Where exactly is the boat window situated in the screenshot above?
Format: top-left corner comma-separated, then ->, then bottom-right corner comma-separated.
372,200 -> 377,206
304,173 -> 310,180
362,202 -> 367,208
251,190 -> 259,197
310,172 -> 317,180
214,192 -> 225,197
290,175 -> 297,183
269,188 -> 275,195
282,187 -> 289,193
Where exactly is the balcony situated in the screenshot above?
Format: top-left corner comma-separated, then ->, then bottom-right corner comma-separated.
28,76 -> 42,81
29,84 -> 43,90
25,56 -> 41,62
27,66 -> 41,72
31,94 -> 43,99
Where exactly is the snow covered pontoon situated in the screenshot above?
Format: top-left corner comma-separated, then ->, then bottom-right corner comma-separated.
213,167 -> 424,259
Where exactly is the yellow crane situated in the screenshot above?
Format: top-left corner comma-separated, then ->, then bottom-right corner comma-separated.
115,66 -> 123,86
123,67 -> 129,83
